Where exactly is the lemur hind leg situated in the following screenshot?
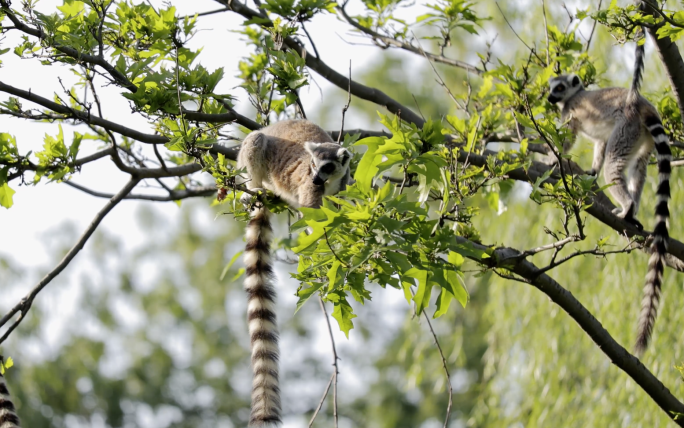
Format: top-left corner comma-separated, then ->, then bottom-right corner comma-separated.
603,120 -> 644,230
588,137 -> 607,177
627,154 -> 649,216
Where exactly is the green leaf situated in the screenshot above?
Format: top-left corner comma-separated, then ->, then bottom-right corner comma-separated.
447,251 -> 465,268
327,260 -> 343,291
0,183 -> 15,208
331,297 -> 356,338
404,267 -> 430,315
449,242 -> 489,260
230,268 -> 245,282
295,282 -> 324,313
220,251 -> 243,281
292,207 -> 342,253
486,191 -> 499,211
0,356 -> 13,374
433,289 -> 453,318
443,269 -> 468,308
353,136 -> 385,192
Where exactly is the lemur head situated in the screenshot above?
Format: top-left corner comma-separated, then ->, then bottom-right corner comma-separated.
548,74 -> 584,105
305,142 -> 352,186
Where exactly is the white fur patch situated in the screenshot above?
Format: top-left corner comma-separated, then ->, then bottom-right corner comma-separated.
244,273 -> 268,290
248,297 -> 276,313
251,339 -> 278,355
304,141 -> 320,155
248,318 -> 277,335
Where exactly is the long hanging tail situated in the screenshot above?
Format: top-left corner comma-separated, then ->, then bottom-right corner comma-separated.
0,359 -> 21,428
626,30 -> 646,107
635,115 -> 672,355
244,206 -> 281,427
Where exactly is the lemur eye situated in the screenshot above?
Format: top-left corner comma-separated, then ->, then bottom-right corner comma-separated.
320,163 -> 335,174
555,84 -> 566,92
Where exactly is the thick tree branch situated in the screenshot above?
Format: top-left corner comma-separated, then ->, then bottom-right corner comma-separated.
214,0 -> 681,271
0,177 -> 141,345
459,237 -> 684,426
470,149 -> 684,272
0,0 -> 137,93
641,2 -> 684,119
0,81 -> 240,159
217,0 -> 425,127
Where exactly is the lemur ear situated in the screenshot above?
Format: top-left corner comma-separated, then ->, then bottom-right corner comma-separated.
571,75 -> 581,87
337,148 -> 351,165
304,142 -> 320,155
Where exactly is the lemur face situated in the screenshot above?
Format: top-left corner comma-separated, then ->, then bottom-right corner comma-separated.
548,74 -> 583,104
305,142 -> 351,186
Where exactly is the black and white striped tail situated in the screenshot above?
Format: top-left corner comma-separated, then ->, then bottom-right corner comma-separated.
244,206 -> 282,427
635,116 -> 672,355
0,361 -> 21,428
626,35 -> 645,106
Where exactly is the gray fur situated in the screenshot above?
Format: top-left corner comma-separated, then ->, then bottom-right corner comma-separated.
548,38 -> 672,356
236,120 -> 351,426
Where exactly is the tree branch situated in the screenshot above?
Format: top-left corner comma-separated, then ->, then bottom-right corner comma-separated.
0,0 -> 137,93
0,81 -> 240,159
337,5 -> 485,77
215,0 -> 681,272
641,1 -> 684,121
459,237 -> 684,426
318,297 -> 340,427
64,180 -> 216,201
216,0 -> 425,127
0,177 -> 141,345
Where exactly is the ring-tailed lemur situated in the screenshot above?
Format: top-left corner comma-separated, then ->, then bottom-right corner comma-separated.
0,357 -> 21,427
547,38 -> 671,355
236,119 -> 351,426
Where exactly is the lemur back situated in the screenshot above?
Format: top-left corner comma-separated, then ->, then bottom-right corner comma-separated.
548,39 -> 672,355
236,119 -> 351,427
0,361 -> 21,428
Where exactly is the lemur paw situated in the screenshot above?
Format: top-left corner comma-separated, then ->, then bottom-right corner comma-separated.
240,188 -> 264,206
612,206 -> 644,231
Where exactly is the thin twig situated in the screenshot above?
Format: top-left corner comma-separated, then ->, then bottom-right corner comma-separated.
534,239 -> 640,275
308,374 -> 334,427
425,312 -> 453,428
495,2 -> 544,63
520,234 -> 581,257
178,7 -> 229,21
408,287 -> 453,427
301,21 -> 321,59
337,60 -> 352,144
586,0 -> 603,52
0,178 -> 140,344
523,94 -> 585,239
541,0 -> 550,65
318,297 -> 339,428
174,45 -> 188,135
153,143 -> 169,172
64,180 -> 215,201
411,30 -> 464,111
324,228 -> 347,267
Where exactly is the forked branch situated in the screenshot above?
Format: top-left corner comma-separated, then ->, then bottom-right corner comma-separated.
0,178 -> 141,345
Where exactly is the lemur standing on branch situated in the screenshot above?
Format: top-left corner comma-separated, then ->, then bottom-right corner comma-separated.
547,31 -> 672,355
236,119 -> 352,426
